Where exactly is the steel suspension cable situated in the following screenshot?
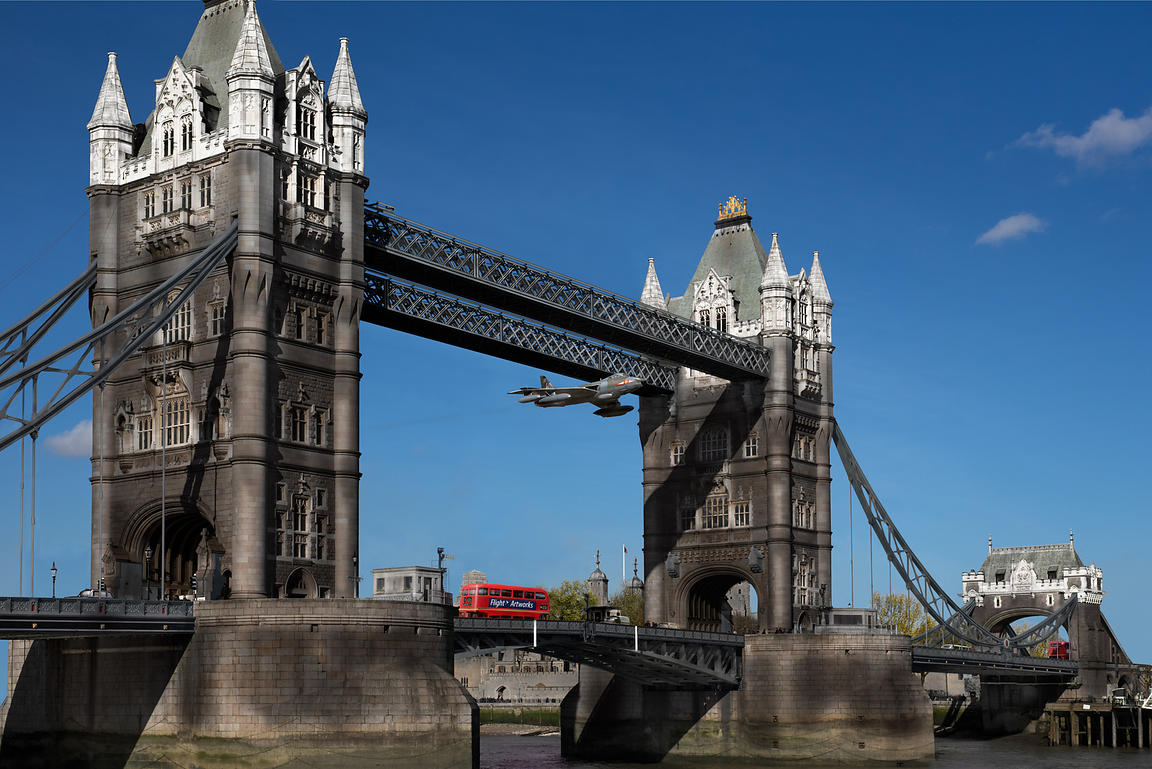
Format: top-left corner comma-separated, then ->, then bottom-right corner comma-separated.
18,386 -> 24,596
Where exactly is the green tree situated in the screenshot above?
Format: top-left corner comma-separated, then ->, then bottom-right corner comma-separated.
1010,621 -> 1051,658
608,589 -> 644,626
547,579 -> 590,621
873,592 -> 937,637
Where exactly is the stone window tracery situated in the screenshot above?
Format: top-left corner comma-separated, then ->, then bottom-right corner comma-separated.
209,301 -> 226,337
164,295 -> 191,344
744,432 -> 758,458
698,426 -> 728,462
299,107 -> 317,141
670,442 -> 685,466
143,191 -> 155,219
180,179 -> 192,210
679,494 -> 697,531
180,117 -> 193,152
137,414 -> 153,451
733,500 -> 750,527
162,122 -> 175,157
702,491 -> 728,529
199,174 -> 212,207
161,390 -> 191,447
715,306 -> 727,333
161,185 -> 173,214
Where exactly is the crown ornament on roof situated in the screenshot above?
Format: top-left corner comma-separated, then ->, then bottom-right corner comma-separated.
717,196 -> 748,220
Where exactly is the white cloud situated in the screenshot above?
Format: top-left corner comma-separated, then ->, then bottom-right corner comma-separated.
44,420 -> 91,457
1016,107 -> 1152,166
976,213 -> 1046,246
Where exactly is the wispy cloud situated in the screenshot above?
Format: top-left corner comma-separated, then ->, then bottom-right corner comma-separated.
976,213 -> 1046,246
1016,107 -> 1152,166
44,420 -> 91,457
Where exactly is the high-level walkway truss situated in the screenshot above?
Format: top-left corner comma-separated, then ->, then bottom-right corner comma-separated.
363,205 -> 771,383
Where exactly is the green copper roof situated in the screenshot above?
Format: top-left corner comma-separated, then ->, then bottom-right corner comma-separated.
139,0 -> 284,154
666,215 -> 769,322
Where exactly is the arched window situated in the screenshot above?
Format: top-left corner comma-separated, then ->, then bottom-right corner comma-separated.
162,122 -> 175,157
698,309 -> 710,327
180,116 -> 193,151
698,426 -> 728,462
164,295 -> 192,344
715,306 -> 727,333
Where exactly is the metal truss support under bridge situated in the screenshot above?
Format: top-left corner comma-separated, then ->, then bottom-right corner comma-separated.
454,617 -> 743,691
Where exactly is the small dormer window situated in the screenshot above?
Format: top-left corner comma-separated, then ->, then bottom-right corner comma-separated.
699,309 -> 711,327
162,122 -> 175,157
299,107 -> 317,141
180,117 -> 193,152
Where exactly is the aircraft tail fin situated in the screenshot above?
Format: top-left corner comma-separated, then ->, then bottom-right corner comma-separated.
540,375 -> 553,389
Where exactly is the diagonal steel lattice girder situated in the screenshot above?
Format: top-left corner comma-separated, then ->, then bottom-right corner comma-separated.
363,274 -> 677,393
454,618 -> 743,690
833,421 -> 1072,652
363,205 -> 771,382
0,222 -> 238,453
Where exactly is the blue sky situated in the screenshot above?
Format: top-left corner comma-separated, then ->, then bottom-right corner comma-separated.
0,1 -> 1150,688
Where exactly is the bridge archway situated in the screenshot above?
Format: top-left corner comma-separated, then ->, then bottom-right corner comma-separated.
285,567 -> 319,599
678,567 -> 760,633
122,502 -> 215,599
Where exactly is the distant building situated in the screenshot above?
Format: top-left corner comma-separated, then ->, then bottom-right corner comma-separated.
455,650 -> 577,703
370,565 -> 448,604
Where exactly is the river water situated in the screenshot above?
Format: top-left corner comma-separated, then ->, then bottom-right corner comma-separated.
480,734 -> 1151,768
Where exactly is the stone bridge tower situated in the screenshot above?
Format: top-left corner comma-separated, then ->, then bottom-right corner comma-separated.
963,536 -> 1135,698
87,0 -> 367,600
638,197 -> 834,632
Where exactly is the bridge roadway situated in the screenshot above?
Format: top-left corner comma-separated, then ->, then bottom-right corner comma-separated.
0,598 -> 1080,685
363,205 -> 772,384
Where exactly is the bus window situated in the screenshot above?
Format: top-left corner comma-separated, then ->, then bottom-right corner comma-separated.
463,597 -> 473,606
513,590 -> 524,598
478,588 -> 488,595
535,592 -> 546,600
502,590 -> 512,597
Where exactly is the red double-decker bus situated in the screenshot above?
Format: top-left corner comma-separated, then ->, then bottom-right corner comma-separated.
458,583 -> 549,619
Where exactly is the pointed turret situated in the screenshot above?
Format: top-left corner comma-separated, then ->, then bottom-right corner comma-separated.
587,549 -> 609,606
329,37 -> 368,175
810,251 -> 833,345
329,38 -> 366,117
88,53 -> 133,131
226,0 -> 275,143
226,0 -> 273,79
759,233 -> 792,334
88,52 -> 134,185
640,258 -> 666,308
759,233 -> 789,289
809,251 -> 832,305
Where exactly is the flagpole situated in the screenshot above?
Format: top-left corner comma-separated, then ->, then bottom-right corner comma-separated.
622,544 -> 626,587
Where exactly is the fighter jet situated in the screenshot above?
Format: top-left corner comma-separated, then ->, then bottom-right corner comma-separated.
508,373 -> 644,418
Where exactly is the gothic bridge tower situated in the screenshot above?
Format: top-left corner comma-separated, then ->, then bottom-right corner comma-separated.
639,197 -> 834,632
87,0 -> 368,600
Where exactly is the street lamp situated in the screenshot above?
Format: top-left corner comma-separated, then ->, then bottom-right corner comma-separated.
50,562 -> 57,598
144,545 -> 153,600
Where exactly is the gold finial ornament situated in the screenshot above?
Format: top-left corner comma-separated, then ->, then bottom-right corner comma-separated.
718,196 -> 748,220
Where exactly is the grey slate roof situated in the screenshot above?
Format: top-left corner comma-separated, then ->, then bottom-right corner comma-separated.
329,38 -> 366,115
666,216 -> 769,322
88,53 -> 133,130
978,544 -> 1084,580
139,0 -> 285,154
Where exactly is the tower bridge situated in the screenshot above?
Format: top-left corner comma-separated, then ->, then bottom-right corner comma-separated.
0,1 -> 1144,766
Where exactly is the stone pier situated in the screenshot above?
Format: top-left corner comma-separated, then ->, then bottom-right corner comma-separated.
0,600 -> 477,769
563,632 -> 934,763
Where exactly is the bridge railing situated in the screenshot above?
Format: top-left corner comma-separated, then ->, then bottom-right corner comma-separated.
363,204 -> 772,381
0,597 -> 194,617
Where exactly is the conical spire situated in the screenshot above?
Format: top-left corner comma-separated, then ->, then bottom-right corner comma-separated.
640,258 -> 666,308
227,0 -> 273,79
759,232 -> 789,289
809,251 -> 832,304
329,37 -> 366,115
88,53 -> 132,130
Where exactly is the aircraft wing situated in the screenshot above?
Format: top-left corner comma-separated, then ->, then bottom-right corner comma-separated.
508,384 -> 596,397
